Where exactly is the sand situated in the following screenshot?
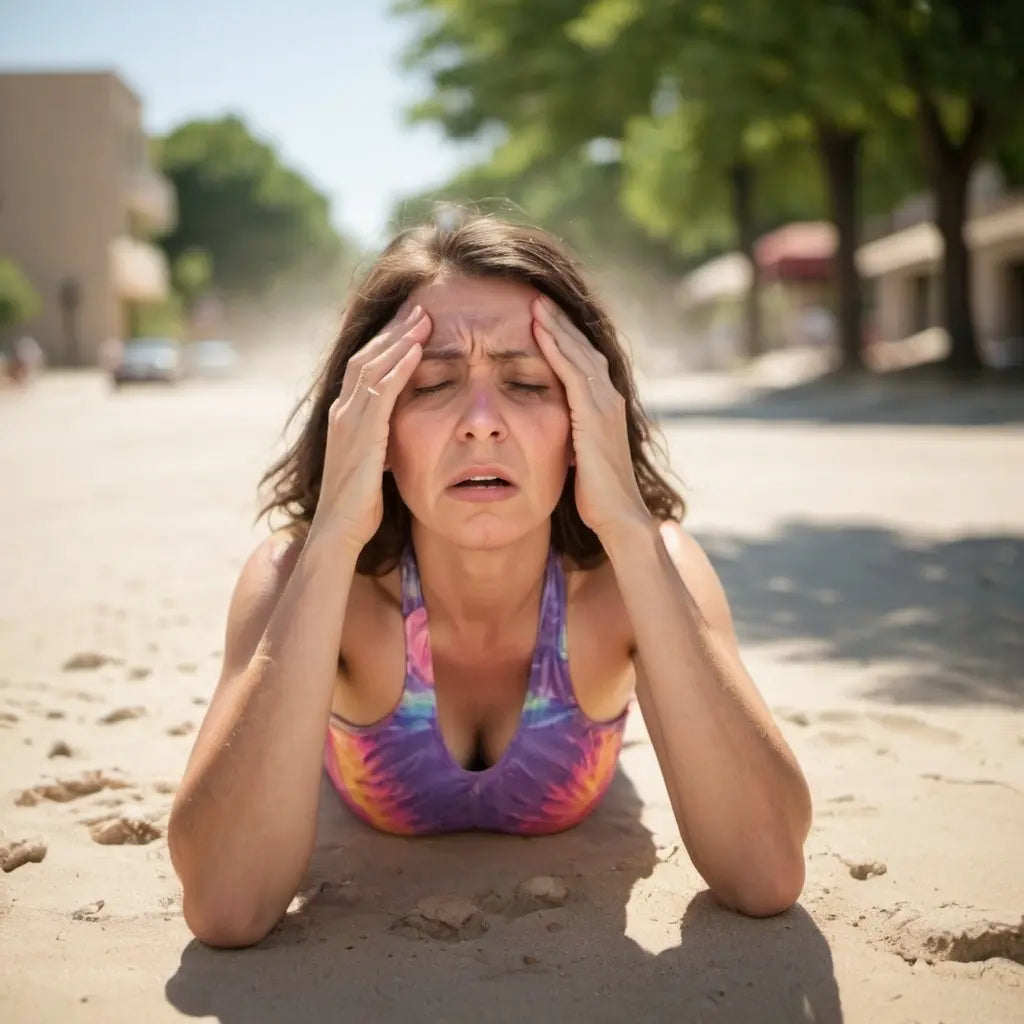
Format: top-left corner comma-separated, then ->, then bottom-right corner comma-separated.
1,356 -> 1021,1023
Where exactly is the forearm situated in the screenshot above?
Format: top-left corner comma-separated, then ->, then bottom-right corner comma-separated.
169,528 -> 358,941
605,520 -> 811,912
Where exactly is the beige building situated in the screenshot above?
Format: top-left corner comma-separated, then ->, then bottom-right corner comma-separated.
858,192 -> 1024,365
0,71 -> 175,365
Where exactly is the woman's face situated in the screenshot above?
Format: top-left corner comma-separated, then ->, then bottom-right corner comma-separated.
387,275 -> 572,550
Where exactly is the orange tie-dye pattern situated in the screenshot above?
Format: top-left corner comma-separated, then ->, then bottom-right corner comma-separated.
325,728 -> 417,835
531,727 -> 623,831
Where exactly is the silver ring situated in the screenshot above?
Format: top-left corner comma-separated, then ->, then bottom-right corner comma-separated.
352,367 -> 367,395
367,386 -> 380,397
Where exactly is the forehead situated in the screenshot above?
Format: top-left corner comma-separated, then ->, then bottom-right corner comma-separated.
405,276 -> 538,352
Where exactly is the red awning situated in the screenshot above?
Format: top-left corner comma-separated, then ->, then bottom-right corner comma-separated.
755,222 -> 836,281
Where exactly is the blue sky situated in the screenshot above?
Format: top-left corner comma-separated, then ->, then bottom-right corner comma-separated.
0,0 -> 477,245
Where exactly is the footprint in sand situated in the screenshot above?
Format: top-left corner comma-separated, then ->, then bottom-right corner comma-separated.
866,712 -> 961,744
838,856 -> 888,880
477,876 -> 571,921
0,711 -> 19,726
814,709 -> 961,744
920,772 -> 1020,793
165,722 -> 194,737
98,706 -> 146,724
392,894 -> 489,942
810,730 -> 871,747
71,899 -> 106,922
62,652 -> 118,672
16,770 -> 129,806
1,837 -> 48,872
127,667 -> 151,681
882,906 -> 1024,967
88,817 -> 162,846
48,740 -> 73,758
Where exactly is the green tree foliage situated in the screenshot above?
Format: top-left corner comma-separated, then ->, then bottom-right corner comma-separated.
868,0 -> 1024,370
0,256 -> 41,329
154,116 -> 350,294
171,247 -> 213,312
398,0 -> 1021,371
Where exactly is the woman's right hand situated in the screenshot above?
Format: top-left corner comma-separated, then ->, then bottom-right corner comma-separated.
310,305 -> 431,552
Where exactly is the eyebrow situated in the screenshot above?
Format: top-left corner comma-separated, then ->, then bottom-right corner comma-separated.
420,345 -> 540,363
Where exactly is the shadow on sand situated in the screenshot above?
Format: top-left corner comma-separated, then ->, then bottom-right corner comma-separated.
648,367 -> 1024,428
165,773 -> 841,1023
698,521 -> 1023,707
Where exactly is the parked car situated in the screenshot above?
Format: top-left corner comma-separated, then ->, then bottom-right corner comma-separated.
183,339 -> 239,379
111,337 -> 184,386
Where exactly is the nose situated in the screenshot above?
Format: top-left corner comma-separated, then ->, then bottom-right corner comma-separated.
457,380 -> 507,442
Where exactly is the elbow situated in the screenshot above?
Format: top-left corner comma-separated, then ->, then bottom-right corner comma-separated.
721,851 -> 806,918
730,867 -> 805,918
704,828 -> 807,918
182,889 -> 279,949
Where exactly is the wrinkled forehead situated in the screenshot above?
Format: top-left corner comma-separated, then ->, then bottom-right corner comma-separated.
401,276 -> 539,356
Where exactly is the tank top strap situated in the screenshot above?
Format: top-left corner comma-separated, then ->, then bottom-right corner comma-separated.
529,548 -> 574,704
399,546 -> 424,617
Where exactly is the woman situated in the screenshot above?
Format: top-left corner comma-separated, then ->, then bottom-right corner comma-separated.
168,215 -> 812,948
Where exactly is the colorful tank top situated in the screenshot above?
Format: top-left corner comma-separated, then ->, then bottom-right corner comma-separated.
323,546 -> 629,835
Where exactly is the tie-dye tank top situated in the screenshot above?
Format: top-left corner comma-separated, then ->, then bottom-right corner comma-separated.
323,546 -> 629,836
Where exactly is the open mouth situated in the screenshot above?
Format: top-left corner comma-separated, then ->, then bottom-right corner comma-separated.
452,475 -> 512,489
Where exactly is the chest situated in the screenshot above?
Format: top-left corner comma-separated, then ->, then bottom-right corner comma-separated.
336,562 -> 635,770
429,644 -> 533,770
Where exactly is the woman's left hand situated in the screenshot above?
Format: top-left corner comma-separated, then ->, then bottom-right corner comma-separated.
531,294 -> 651,542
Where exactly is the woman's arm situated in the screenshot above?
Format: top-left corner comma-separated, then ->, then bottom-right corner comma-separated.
605,518 -> 812,917
168,525 -> 358,947
169,305 -> 431,948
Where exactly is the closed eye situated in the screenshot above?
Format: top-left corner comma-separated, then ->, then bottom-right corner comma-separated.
412,381 -> 548,396
412,381 -> 452,396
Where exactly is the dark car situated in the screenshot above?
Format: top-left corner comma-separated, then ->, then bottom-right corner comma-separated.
112,337 -> 184,386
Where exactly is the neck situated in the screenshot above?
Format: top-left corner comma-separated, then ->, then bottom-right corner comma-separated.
410,524 -> 551,644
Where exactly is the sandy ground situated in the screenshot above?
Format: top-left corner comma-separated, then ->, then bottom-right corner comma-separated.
0,352 -> 1022,1023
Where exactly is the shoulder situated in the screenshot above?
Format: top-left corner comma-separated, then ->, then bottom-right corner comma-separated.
656,520 -> 737,639
218,529 -> 306,680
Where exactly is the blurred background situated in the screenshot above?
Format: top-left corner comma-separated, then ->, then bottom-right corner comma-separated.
2,0 -> 1023,386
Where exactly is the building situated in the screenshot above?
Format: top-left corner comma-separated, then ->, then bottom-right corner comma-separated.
0,71 -> 175,366
675,222 -> 838,367
857,192 -> 1024,366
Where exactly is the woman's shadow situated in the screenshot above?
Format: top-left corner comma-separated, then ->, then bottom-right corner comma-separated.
165,767 -> 841,1023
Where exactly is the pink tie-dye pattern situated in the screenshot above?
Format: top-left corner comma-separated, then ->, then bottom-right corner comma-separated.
324,547 -> 629,835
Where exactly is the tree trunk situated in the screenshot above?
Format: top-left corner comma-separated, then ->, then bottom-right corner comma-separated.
730,162 -> 762,361
815,123 -> 865,373
918,98 -> 985,373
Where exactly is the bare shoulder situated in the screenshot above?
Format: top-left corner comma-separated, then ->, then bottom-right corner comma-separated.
656,520 -> 738,640
219,529 -> 306,681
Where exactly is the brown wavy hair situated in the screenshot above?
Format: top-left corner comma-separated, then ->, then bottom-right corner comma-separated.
258,213 -> 685,574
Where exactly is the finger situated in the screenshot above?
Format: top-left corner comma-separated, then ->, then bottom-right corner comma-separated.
346,305 -> 425,381
532,296 -> 599,375
532,319 -> 589,398
359,313 -> 431,390
343,310 -> 429,399
367,341 -> 424,406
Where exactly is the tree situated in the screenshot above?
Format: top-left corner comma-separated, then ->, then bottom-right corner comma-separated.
154,116 -> 351,295
397,0 -> 921,369
0,256 -> 41,329
872,0 -> 1024,371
